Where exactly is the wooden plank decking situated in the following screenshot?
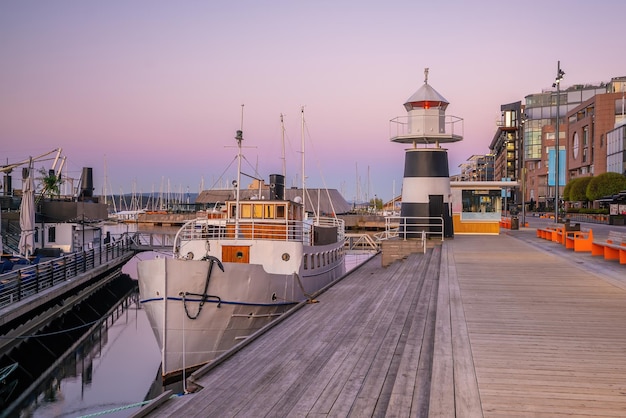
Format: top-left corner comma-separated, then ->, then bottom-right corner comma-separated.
138,231 -> 626,417
453,233 -> 626,417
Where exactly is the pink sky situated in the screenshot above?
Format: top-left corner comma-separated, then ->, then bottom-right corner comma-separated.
1,0 -> 624,202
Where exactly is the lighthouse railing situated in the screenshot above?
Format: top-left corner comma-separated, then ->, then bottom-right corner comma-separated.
389,115 -> 464,140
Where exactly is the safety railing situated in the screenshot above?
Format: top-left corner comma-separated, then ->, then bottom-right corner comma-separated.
376,216 -> 445,242
389,114 -> 464,140
0,239 -> 134,309
175,217 -> 345,247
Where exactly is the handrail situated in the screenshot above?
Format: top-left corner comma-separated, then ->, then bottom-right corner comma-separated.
389,114 -> 464,140
379,216 -> 445,242
172,216 -> 345,257
0,239 -> 134,309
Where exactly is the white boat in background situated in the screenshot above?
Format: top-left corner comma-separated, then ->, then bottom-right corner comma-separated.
108,209 -> 146,222
137,125 -> 346,383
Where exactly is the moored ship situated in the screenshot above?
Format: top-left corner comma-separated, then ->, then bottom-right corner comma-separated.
137,130 -> 346,383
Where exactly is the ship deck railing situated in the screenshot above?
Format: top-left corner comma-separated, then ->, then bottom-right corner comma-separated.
176,216 -> 345,246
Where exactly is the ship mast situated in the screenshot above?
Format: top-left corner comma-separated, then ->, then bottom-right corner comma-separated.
300,106 -> 306,217
280,113 -> 286,179
235,105 -> 244,237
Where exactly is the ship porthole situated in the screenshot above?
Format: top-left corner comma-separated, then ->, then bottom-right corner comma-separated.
236,251 -> 244,259
281,253 -> 290,261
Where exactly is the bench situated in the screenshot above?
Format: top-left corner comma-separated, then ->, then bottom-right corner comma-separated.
591,231 -> 626,264
536,225 -> 559,241
563,228 -> 594,252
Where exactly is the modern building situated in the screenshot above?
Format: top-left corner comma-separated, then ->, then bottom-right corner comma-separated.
519,82 -> 607,211
566,89 -> 626,183
458,154 -> 495,182
490,101 -> 523,187
487,75 -> 626,213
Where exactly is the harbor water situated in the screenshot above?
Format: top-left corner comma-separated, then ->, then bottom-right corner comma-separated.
16,251 -> 163,418
12,225 -> 374,418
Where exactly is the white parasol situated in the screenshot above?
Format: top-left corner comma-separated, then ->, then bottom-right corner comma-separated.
18,162 -> 35,258
0,202 -> 3,255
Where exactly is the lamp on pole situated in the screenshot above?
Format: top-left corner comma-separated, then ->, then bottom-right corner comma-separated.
552,61 -> 565,223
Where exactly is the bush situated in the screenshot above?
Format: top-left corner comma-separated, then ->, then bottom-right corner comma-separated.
587,172 -> 626,201
570,176 -> 592,203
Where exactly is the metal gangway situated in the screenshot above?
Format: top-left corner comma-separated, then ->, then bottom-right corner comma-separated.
126,231 -> 177,252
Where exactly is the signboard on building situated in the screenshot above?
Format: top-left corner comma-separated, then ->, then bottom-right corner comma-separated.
547,148 -> 566,187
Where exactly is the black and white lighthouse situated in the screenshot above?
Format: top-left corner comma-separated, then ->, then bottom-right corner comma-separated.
390,69 -> 463,238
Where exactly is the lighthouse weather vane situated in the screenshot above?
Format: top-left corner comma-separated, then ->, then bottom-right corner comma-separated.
424,68 -> 429,84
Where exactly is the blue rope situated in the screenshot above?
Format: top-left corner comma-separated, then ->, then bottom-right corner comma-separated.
78,394 -> 182,417
140,295 -> 298,307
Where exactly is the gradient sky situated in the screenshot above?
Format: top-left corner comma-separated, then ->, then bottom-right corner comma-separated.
1,0 -> 624,203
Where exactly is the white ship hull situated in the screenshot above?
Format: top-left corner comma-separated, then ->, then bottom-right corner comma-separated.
138,236 -> 345,382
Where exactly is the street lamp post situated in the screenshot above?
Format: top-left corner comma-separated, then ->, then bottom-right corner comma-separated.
552,61 -> 565,223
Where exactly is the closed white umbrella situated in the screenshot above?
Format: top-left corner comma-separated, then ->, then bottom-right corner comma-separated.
18,163 -> 35,258
0,202 -> 3,255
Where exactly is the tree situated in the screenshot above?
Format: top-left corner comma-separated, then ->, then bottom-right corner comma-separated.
586,172 -> 626,201
570,177 -> 592,204
38,168 -> 63,198
562,178 -> 574,201
369,197 -> 383,211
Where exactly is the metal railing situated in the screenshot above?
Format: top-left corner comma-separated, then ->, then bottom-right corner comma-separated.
175,217 -> 346,247
126,232 -> 178,251
389,114 -> 464,140
344,233 -> 380,252
374,216 -> 445,242
0,239 -> 134,308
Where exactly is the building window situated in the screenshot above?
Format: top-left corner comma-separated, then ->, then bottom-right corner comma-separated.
461,189 -> 502,220
504,110 -> 517,128
572,132 -> 579,159
48,227 -> 56,243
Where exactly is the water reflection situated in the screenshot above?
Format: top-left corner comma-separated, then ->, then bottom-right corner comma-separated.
19,299 -> 161,418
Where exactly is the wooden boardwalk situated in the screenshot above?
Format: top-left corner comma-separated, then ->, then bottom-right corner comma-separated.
137,230 -> 626,417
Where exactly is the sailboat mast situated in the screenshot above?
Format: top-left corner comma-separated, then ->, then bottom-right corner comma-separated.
301,106 -> 306,216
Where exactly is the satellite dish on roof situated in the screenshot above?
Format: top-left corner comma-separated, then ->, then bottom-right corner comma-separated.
294,196 -> 302,204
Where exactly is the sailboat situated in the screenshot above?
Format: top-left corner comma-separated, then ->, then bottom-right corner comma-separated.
137,110 -> 346,383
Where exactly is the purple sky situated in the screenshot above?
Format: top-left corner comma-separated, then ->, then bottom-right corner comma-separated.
1,0 -> 624,203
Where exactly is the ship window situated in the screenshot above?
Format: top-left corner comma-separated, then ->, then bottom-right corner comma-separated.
276,205 -> 286,219
304,254 -> 308,270
48,226 -> 56,243
265,204 -> 275,219
317,254 -> 321,268
241,204 -> 251,218
253,204 -> 263,218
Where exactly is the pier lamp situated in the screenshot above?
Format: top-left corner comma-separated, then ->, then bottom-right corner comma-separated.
552,61 -> 565,223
